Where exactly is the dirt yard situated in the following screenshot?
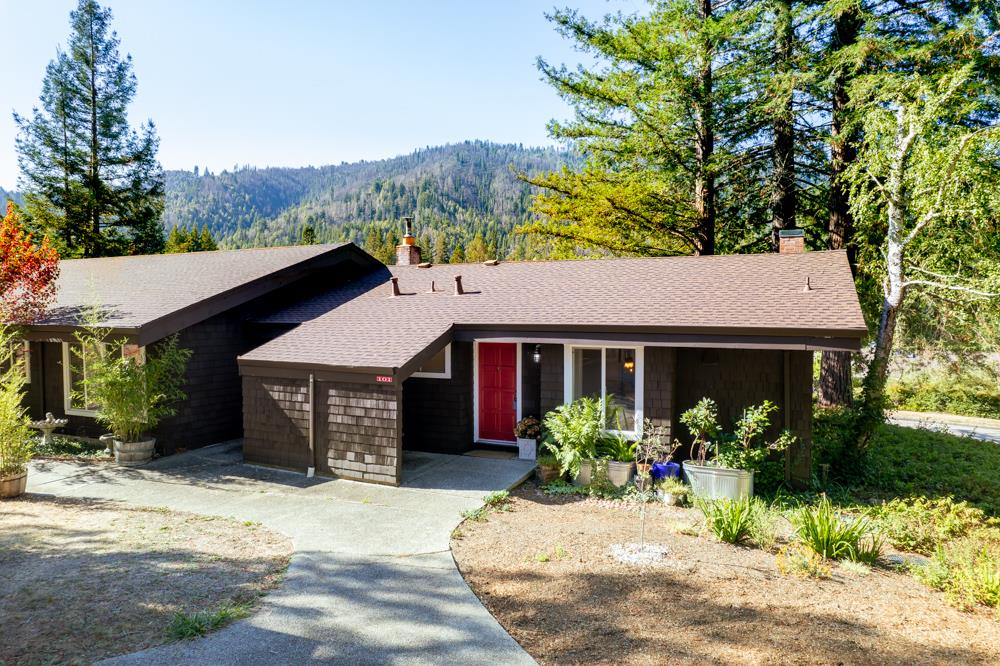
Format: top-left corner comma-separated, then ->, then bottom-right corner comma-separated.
452,483 -> 1000,666
0,496 -> 291,665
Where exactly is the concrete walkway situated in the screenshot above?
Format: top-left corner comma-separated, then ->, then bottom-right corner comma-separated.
888,410 -> 1000,445
26,442 -> 537,665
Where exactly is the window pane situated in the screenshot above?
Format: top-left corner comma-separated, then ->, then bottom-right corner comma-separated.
417,347 -> 447,374
572,348 -> 602,401
605,348 -> 636,431
68,342 -> 100,411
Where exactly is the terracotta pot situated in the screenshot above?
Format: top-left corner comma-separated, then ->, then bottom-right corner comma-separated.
113,437 -> 156,466
536,464 -> 560,484
0,471 -> 27,498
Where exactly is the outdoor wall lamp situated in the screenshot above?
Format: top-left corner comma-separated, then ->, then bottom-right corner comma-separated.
532,344 -> 542,364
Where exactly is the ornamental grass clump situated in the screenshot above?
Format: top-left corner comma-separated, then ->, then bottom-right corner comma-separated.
793,496 -> 883,565
73,323 -> 191,443
0,326 -> 33,479
698,496 -> 778,548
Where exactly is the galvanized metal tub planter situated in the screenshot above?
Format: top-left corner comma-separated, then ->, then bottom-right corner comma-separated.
573,459 -> 594,486
682,461 -> 754,500
517,437 -> 537,460
113,437 -> 156,466
0,471 -> 28,498
607,460 -> 635,487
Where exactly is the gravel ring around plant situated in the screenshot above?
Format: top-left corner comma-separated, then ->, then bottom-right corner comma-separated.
0,496 -> 292,666
451,481 -> 1000,666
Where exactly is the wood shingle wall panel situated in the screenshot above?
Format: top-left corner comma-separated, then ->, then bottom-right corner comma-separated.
242,375 -> 310,470
401,341 -> 473,454
673,347 -> 813,484
318,381 -> 401,485
644,346 -> 677,441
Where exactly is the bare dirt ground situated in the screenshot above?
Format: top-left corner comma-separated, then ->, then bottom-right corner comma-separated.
452,483 -> 1000,666
0,496 -> 291,666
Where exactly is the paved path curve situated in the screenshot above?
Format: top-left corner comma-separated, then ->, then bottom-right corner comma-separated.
888,410 -> 1000,445
26,443 -> 537,665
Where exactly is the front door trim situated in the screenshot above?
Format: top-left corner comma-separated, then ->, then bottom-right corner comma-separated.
473,340 -> 521,445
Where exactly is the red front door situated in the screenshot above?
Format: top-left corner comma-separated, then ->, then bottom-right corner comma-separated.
478,342 -> 517,442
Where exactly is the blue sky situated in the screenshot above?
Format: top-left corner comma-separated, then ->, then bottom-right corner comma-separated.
0,0 -> 643,189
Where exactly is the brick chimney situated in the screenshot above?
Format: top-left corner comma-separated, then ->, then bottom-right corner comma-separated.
778,228 -> 805,254
395,216 -> 421,266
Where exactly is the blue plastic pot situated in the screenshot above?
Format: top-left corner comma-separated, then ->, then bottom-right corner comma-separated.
651,461 -> 681,480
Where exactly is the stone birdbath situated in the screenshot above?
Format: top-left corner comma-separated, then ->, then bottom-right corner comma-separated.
30,412 -> 68,447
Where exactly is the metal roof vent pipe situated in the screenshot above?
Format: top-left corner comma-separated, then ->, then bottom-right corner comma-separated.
454,275 -> 465,296
389,276 -> 401,297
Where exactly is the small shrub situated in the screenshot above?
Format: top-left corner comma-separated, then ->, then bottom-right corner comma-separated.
657,477 -> 689,496
541,478 -> 580,496
839,560 -> 873,577
887,365 -> 1000,419
483,490 -> 512,511
698,497 -> 760,545
913,535 -> 1000,611
872,496 -> 996,556
776,542 -> 832,579
460,507 -> 485,522
793,496 -> 882,564
167,605 -> 250,641
514,416 -> 541,440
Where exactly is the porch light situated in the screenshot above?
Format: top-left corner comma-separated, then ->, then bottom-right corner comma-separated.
623,358 -> 635,372
532,345 -> 542,364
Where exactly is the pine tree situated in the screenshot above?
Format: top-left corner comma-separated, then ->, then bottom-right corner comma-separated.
521,1 -> 767,256
199,225 -> 217,251
301,224 -> 317,245
449,244 -> 465,264
465,234 -> 489,263
432,233 -> 448,264
15,0 -> 164,258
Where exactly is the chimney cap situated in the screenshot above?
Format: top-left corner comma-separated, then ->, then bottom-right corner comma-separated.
778,228 -> 804,238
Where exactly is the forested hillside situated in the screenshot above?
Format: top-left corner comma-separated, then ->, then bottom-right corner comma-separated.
163,142 -> 570,261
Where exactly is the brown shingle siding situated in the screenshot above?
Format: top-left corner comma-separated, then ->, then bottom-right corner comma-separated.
242,375 -> 310,470
318,381 -> 401,485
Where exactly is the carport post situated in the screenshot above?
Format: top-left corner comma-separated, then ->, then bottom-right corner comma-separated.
307,373 -> 316,477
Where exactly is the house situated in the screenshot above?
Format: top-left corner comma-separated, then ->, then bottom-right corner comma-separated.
22,225 -> 867,487
237,226 -> 866,486
21,243 -> 382,451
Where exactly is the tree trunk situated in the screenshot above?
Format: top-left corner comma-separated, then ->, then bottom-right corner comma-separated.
694,0 -> 716,256
88,14 -> 100,258
770,0 -> 796,249
857,106 -> 911,445
818,5 -> 861,407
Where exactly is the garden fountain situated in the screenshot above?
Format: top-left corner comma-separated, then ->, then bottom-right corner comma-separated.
30,412 -> 68,447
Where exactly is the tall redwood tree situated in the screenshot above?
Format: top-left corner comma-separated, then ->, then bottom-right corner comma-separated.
0,202 -> 60,324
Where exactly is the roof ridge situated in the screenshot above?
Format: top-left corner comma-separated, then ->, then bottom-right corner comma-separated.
59,242 -> 346,263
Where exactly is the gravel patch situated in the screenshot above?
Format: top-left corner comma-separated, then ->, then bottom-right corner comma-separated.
0,496 -> 292,665
452,482 -> 1000,666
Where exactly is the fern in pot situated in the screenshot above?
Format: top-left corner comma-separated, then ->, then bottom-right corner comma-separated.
74,325 -> 191,466
0,326 -> 34,497
542,396 -> 605,485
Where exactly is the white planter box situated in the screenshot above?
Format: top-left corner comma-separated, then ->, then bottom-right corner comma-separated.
682,461 -> 754,500
517,438 -> 537,460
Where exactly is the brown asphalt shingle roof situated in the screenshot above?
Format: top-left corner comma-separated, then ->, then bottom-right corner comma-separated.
33,244 -> 354,342
241,250 -> 867,372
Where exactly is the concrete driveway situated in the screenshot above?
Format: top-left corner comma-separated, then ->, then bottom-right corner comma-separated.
888,410 -> 1000,445
26,442 -> 537,665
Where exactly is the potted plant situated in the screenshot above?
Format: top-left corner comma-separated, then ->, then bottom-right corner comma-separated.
633,418 -> 680,489
74,325 -> 191,466
535,446 -> 562,483
656,477 -> 689,506
0,327 -> 34,498
514,416 -> 541,460
681,398 -> 793,500
542,396 -> 604,485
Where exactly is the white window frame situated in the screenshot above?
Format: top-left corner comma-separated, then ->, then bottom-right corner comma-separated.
412,343 -> 452,379
62,341 -> 146,417
564,344 -> 644,439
